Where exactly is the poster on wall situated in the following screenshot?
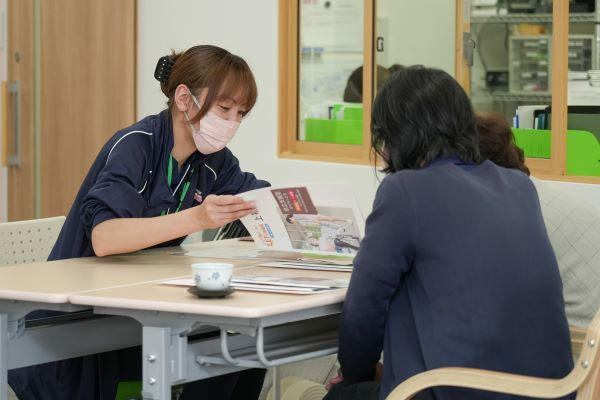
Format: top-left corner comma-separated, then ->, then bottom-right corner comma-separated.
300,0 -> 363,52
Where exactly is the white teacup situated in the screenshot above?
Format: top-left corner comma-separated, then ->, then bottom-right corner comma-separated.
191,263 -> 234,291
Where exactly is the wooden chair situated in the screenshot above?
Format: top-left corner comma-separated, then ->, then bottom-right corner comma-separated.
385,311 -> 600,400
571,325 -> 587,359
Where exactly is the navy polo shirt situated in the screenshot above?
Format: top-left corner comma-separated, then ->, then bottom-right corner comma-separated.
338,158 -> 574,400
49,109 -> 269,260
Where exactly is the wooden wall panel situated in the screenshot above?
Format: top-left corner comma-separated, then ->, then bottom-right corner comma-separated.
40,0 -> 136,217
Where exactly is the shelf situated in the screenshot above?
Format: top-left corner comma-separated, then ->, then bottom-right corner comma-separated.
471,13 -> 596,24
474,91 -> 551,103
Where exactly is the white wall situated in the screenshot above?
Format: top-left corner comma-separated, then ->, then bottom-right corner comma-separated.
377,0 -> 455,72
137,0 -> 455,216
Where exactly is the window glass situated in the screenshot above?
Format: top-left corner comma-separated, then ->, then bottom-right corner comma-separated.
298,0 -> 364,145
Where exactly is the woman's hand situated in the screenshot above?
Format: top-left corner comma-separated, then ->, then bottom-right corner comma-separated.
325,362 -> 383,391
194,194 -> 256,230
91,194 -> 255,257
325,370 -> 343,391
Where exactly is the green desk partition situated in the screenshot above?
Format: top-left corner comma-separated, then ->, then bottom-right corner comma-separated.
512,128 -> 600,176
512,128 -> 551,159
304,104 -> 363,145
115,381 -> 142,400
304,119 -> 363,144
566,130 -> 600,176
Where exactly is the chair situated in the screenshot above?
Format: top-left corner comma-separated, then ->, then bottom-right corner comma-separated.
0,216 -> 66,266
385,310 -> 600,400
571,325 -> 587,359
0,217 -> 65,400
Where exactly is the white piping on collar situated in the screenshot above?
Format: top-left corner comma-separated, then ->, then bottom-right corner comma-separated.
106,130 -> 154,164
172,164 -> 191,197
204,163 -> 217,180
137,180 -> 148,194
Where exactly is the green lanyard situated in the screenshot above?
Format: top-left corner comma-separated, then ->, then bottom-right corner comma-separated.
161,156 -> 193,215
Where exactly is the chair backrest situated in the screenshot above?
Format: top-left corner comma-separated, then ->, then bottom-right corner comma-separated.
576,312 -> 600,399
571,325 -> 587,359
0,216 -> 66,266
385,307 -> 600,400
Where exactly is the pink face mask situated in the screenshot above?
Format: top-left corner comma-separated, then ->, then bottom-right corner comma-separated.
184,90 -> 240,155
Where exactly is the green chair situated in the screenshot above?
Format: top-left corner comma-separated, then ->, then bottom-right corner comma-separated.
566,130 -> 600,176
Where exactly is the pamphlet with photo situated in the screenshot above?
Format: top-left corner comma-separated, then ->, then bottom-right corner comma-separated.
238,183 -> 365,255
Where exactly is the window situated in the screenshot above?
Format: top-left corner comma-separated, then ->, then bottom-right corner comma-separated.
279,0 -> 375,164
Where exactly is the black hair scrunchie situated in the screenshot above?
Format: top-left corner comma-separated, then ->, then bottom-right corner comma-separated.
154,55 -> 174,83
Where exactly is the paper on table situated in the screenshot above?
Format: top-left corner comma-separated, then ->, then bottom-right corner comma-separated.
230,283 -> 322,292
231,275 -> 349,289
260,261 -> 352,272
182,246 -> 351,261
160,275 -> 348,295
183,246 -> 264,259
225,284 -> 341,295
161,278 -> 195,287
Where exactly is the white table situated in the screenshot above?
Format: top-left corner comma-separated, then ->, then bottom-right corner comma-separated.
0,240 -> 348,400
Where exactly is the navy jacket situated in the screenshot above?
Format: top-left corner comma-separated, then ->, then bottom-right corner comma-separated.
338,158 -> 574,400
49,109 -> 268,260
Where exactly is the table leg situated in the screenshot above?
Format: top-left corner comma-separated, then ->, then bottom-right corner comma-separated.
142,326 -> 171,400
0,314 -> 7,400
272,366 -> 281,400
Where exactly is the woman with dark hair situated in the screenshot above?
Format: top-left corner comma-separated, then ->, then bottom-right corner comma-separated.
325,67 -> 573,400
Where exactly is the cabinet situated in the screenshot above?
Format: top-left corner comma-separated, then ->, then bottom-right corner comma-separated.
457,0 -> 600,181
469,2 -> 599,106
508,34 -> 594,95
509,35 -> 551,94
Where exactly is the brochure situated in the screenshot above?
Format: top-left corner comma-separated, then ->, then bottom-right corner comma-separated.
231,275 -> 349,289
237,183 -> 365,256
160,275 -> 349,295
259,261 -> 353,272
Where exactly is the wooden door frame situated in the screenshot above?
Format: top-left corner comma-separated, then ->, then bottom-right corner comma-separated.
6,0 -> 35,221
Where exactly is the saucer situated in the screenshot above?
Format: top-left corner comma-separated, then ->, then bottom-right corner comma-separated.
187,286 -> 235,298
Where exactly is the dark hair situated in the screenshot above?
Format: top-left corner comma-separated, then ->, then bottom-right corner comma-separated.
343,65 -> 394,103
285,214 -> 294,224
371,66 -> 480,173
477,112 -> 530,176
159,45 -> 258,123
388,64 -> 405,75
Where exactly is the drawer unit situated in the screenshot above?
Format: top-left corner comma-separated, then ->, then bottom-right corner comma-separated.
509,34 -> 595,94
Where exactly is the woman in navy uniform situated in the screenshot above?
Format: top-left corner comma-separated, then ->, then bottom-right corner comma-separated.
9,45 -> 268,400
